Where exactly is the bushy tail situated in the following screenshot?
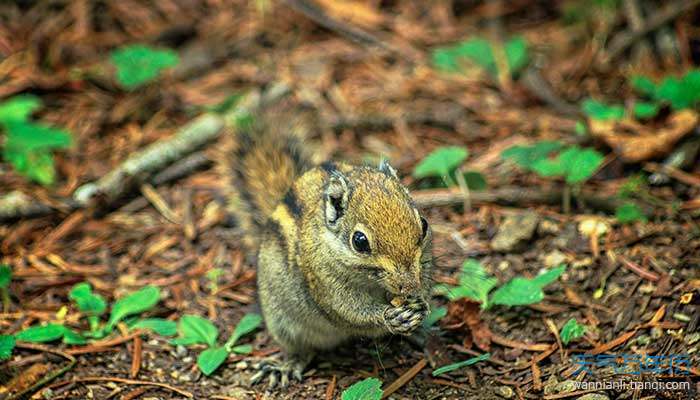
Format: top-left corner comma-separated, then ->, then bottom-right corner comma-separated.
218,107 -> 313,246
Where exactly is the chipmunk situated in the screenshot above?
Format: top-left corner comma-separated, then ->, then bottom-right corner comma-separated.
218,107 -> 433,388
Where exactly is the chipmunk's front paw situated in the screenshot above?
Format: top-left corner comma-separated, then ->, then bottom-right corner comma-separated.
249,354 -> 310,388
383,297 -> 429,335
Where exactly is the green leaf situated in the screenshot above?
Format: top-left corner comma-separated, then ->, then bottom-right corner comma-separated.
432,353 -> 490,376
423,306 -> 447,328
504,36 -> 529,76
574,121 -> 587,136
69,282 -> 107,316
560,318 -> 586,345
172,315 -> 219,347
105,285 -> 160,331
413,146 -> 468,180
62,328 -> 87,345
0,95 -> 41,124
132,318 -> 178,336
225,313 -> 262,350
341,377 -> 383,400
231,344 -> 253,354
615,202 -> 647,223
459,259 -> 498,307
15,324 -> 65,343
490,277 -> 544,306
561,147 -> 604,184
501,141 -> 563,170
197,346 -> 229,376
2,121 -> 72,185
633,102 -> 659,119
431,36 -> 528,76
0,334 -> 15,360
581,99 -> 624,121
531,265 -> 566,288
462,171 -> 487,190
110,44 -> 179,90
0,264 -> 11,288
630,75 -> 656,97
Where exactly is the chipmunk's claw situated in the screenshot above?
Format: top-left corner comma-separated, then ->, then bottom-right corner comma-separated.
249,356 -> 307,388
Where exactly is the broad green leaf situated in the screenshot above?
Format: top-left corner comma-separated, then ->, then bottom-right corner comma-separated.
501,141 -> 563,170
110,44 -> 179,90
581,99 -> 624,121
458,259 -> 497,307
462,171 -> 487,190
423,306 -> 447,328
132,318 -> 178,336
633,102 -> 659,119
69,282 -> 107,316
15,324 -> 65,343
0,95 -> 41,124
0,264 -> 11,288
574,121 -> 587,136
490,277 -> 544,306
630,75 -> 656,97
172,315 -> 219,347
504,36 -> 529,75
3,121 -> 72,152
560,318 -> 586,345
413,146 -> 468,180
615,202 -> 647,223
231,344 -> 253,354
0,334 -> 15,360
62,328 -> 87,345
432,36 -> 528,76
225,313 -> 262,350
341,377 -> 383,400
560,147 -> 604,184
531,157 -> 566,178
106,285 -> 160,331
197,346 -> 229,376
630,71 -> 700,110
531,265 -> 567,288
432,353 -> 490,376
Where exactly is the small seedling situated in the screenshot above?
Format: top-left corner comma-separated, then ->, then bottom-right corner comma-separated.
206,268 -> 224,292
110,44 -> 179,90
341,377 -> 383,400
0,264 -> 11,312
0,95 -> 72,185
502,142 -> 604,212
131,318 -> 178,336
560,318 -> 586,345
435,260 -> 566,309
631,70 -> 700,110
581,98 -> 624,121
432,353 -> 490,376
69,282 -> 107,333
432,36 -> 528,77
423,306 -> 448,328
413,146 -> 486,190
171,313 -> 263,376
615,202 -> 647,224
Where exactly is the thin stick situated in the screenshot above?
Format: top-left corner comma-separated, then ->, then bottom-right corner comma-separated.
50,377 -> 193,398
381,358 -> 427,399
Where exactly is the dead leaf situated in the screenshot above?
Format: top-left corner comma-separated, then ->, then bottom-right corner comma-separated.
589,109 -> 699,162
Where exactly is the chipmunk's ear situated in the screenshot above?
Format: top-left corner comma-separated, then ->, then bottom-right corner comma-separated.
324,171 -> 350,230
378,159 -> 398,179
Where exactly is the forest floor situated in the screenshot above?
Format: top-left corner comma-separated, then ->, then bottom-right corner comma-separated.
1,1 -> 699,399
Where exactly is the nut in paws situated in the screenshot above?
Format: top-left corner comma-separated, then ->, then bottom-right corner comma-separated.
384,297 -> 429,334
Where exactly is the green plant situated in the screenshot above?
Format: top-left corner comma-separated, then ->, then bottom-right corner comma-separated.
631,70 -> 700,110
435,260 -> 566,309
432,353 -> 490,376
110,44 -> 179,90
171,313 -> 263,376
502,142 -> 604,212
581,98 -> 624,121
105,285 -> 161,332
131,318 -> 178,336
615,202 -> 647,223
69,282 -> 107,334
423,306 -> 448,328
0,95 -> 72,185
0,264 -> 11,312
432,36 -> 528,77
560,318 -> 586,345
413,146 -> 486,190
341,377 -> 383,400
0,334 -> 15,360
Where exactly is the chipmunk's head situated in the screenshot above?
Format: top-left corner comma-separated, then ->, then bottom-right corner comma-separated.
320,161 -> 432,298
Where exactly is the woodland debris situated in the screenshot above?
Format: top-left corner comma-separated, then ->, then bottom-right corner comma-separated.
588,109 -> 699,162
490,212 -> 539,252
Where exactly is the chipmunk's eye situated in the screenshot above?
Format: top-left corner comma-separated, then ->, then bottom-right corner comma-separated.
420,217 -> 429,241
351,231 -> 371,254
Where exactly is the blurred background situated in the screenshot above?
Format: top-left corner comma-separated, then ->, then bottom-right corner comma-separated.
1,1 -> 699,399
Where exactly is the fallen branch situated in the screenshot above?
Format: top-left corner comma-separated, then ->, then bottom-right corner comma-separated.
600,0 -> 700,65
411,186 -> 632,214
